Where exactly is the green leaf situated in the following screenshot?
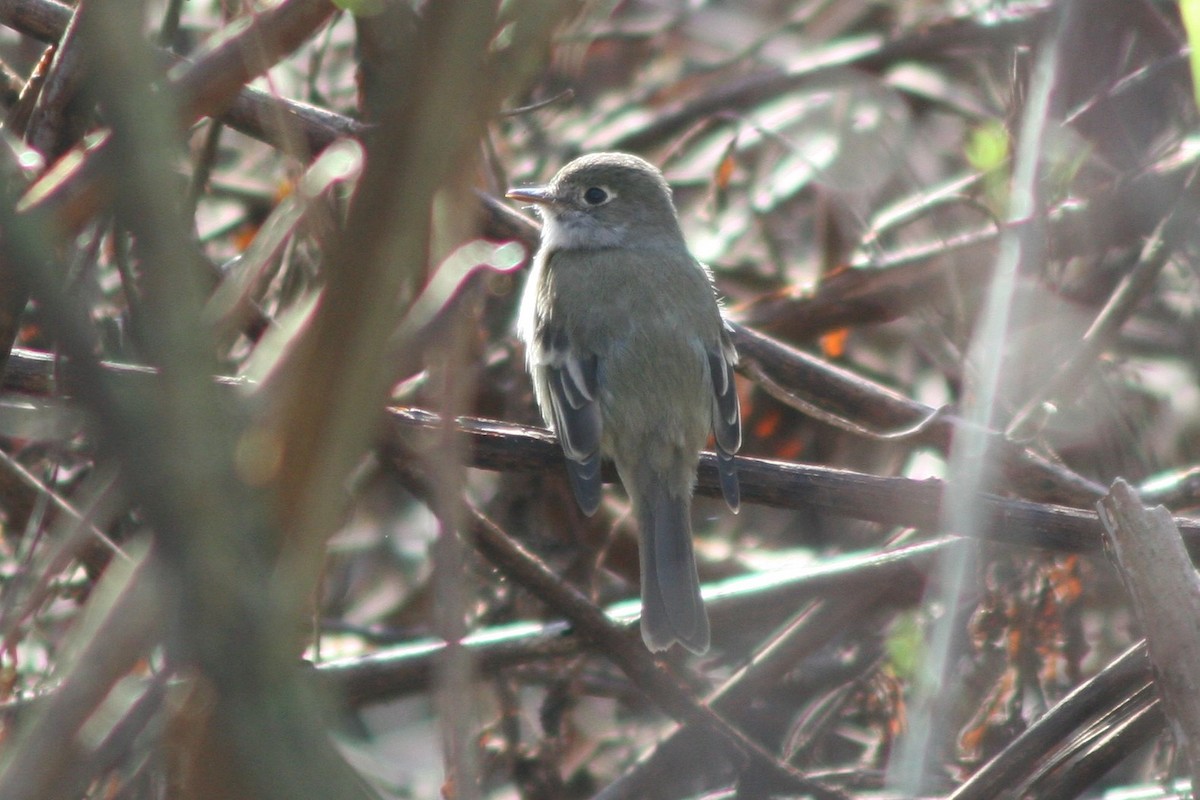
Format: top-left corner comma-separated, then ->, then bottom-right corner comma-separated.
1181,0 -> 1200,112
965,119 -> 1010,214
964,119 -> 1009,174
886,611 -> 923,680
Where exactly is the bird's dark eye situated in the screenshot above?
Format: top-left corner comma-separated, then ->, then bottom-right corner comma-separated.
583,186 -> 608,205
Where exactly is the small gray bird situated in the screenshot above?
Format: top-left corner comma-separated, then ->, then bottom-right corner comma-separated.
508,152 -> 741,654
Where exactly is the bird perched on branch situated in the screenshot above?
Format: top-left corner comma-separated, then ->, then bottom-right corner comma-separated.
509,152 -> 741,654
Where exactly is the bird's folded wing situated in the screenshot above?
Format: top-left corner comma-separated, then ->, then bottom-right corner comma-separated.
708,329 -> 741,512
539,324 -> 603,515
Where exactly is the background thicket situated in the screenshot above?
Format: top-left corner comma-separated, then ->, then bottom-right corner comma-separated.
0,0 -> 1197,798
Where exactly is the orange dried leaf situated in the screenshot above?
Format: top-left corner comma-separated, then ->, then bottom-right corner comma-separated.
820,328 -> 848,358
715,150 -> 736,191
232,222 -> 260,253
752,408 -> 782,440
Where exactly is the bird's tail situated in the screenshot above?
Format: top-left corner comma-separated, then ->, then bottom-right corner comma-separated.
637,480 -> 710,654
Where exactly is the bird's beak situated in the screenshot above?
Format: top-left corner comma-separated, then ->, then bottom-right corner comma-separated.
505,186 -> 553,206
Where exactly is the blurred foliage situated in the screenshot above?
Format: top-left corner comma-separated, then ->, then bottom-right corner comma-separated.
0,0 -> 1197,798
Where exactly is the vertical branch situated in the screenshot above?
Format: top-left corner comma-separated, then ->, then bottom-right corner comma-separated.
264,0 -> 570,623
887,4 -> 1070,791
429,314 -> 484,799
0,0 -> 377,797
260,6 -> 572,795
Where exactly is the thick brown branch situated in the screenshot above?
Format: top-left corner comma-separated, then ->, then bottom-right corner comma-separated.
384,407 -> 1200,556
